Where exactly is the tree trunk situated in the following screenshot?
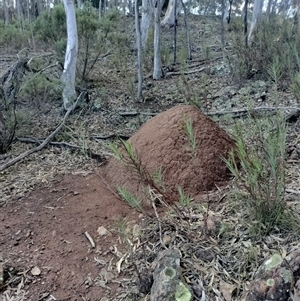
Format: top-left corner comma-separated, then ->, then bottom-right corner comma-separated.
135,0 -> 143,101
248,0 -> 263,41
221,0 -> 225,46
16,0 -> 24,33
180,0 -> 191,60
223,0 -> 233,24
243,0 -> 248,46
271,0 -> 278,14
161,0 -> 179,27
266,0 -> 273,17
173,0 -> 177,63
3,0 -> 10,25
141,0 -> 153,48
153,0 -> 162,79
62,0 -> 78,111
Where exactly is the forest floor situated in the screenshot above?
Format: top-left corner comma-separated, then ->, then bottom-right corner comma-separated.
1,14 -> 300,301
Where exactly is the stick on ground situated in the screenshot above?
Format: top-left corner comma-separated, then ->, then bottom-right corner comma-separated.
0,93 -> 85,172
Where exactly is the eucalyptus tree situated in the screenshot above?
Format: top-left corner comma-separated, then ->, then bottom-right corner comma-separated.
62,0 -> 78,110
248,0 -> 263,40
153,0 -> 162,79
161,0 -> 179,27
135,0 -> 143,100
141,0 -> 153,48
139,0 -> 162,78
3,0 -> 10,25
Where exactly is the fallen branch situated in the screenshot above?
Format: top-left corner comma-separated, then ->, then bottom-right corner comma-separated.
205,106 -> 300,118
119,111 -> 157,117
165,66 -> 207,77
0,93 -> 85,172
16,137 -> 105,162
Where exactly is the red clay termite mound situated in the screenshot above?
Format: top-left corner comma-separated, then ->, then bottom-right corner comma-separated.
104,105 -> 236,204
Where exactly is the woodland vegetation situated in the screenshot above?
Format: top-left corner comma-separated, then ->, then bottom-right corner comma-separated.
1,0 -> 300,300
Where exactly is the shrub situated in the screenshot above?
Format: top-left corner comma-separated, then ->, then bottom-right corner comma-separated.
224,113 -> 298,235
21,74 -> 62,105
0,20 -> 30,48
34,4 -> 125,81
34,4 -> 67,44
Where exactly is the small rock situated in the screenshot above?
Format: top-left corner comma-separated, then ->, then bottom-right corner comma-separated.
97,226 -> 109,236
132,224 -> 141,237
245,254 -> 293,301
150,248 -> 191,301
31,266 -> 41,276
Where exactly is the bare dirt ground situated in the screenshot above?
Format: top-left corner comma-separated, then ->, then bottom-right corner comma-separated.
1,171 -> 143,300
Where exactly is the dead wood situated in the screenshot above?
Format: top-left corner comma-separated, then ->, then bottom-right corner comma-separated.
165,66 -> 207,77
206,106 -> 300,118
0,57 -> 28,104
0,93 -> 85,172
16,137 -> 105,162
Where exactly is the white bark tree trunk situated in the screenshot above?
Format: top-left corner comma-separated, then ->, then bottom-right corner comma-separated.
161,0 -> 179,27
266,0 -> 273,17
248,0 -> 263,40
180,0 -> 191,60
62,0 -> 78,110
3,0 -> 9,25
223,0 -> 231,24
135,0 -> 143,100
153,0 -> 162,79
141,0 -> 153,48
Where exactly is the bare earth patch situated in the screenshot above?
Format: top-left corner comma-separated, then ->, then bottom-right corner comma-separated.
0,172 -> 142,300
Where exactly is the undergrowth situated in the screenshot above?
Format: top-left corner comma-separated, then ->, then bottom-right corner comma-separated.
230,15 -> 300,98
224,112 -> 300,235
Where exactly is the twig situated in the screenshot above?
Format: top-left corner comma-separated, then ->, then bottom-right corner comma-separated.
148,187 -> 190,249
16,137 -> 105,162
84,231 -> 95,248
0,93 -> 85,172
285,189 -> 300,195
118,111 -> 157,117
151,194 -> 167,250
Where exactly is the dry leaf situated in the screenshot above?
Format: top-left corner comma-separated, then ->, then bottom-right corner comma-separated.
219,281 -> 236,301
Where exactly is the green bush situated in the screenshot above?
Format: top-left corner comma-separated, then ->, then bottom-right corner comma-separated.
34,4 -> 125,81
21,74 -> 62,104
224,113 -> 298,235
34,4 -> 67,43
0,20 -> 30,48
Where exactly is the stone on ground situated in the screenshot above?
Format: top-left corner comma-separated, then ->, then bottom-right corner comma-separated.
244,253 -> 295,301
150,248 -> 191,301
105,105 -> 236,204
